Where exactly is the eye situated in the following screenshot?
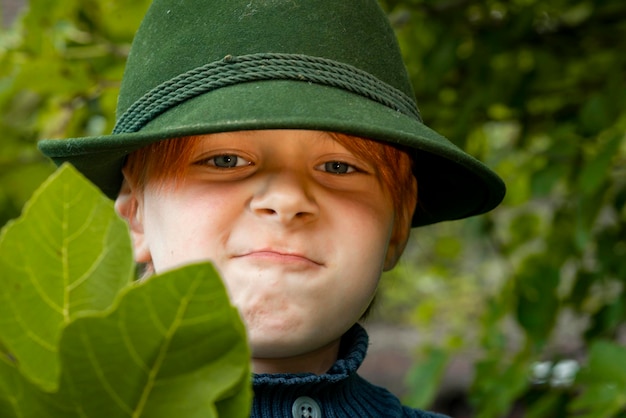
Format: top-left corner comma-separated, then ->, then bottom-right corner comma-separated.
318,161 -> 356,174
204,154 -> 250,168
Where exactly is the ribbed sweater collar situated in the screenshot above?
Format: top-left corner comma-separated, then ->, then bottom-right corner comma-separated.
250,324 -> 408,417
253,323 -> 367,389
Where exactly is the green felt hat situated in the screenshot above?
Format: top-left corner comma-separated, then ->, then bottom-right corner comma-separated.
38,0 -> 505,227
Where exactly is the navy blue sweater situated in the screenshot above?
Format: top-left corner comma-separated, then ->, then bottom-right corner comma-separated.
251,324 -> 449,417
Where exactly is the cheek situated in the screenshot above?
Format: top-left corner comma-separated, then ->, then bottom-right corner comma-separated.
338,245 -> 384,303
328,213 -> 393,310
140,196 -> 226,272
340,201 -> 395,264
142,213 -> 192,271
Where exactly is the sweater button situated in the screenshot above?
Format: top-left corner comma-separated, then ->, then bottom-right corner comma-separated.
292,396 -> 321,418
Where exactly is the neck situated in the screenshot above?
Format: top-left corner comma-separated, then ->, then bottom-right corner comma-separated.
252,339 -> 341,375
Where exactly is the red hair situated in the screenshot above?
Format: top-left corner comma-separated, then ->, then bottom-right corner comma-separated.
122,132 -> 416,230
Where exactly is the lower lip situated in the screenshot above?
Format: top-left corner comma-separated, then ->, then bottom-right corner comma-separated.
237,252 -> 321,267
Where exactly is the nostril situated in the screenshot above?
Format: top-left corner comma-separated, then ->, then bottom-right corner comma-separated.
249,176 -> 319,223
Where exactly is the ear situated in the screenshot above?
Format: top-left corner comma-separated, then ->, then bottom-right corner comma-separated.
115,179 -> 152,264
383,225 -> 410,271
383,176 -> 417,271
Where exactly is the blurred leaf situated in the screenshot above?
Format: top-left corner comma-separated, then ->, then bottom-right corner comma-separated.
585,298 -> 625,340
404,347 -> 449,408
568,270 -> 595,309
82,0 -> 151,41
508,212 -> 542,248
580,94 -> 613,136
471,350 -> 531,418
570,341 -> 626,417
578,131 -> 623,196
525,391 -> 569,418
515,256 -> 560,345
530,161 -> 568,197
569,384 -> 626,418
577,340 -> 626,386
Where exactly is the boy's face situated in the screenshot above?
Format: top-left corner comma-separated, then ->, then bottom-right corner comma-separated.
119,130 -> 406,368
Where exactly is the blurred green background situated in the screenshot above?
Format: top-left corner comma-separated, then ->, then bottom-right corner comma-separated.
1,0 -> 625,417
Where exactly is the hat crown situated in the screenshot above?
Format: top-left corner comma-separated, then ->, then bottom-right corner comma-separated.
39,0 -> 506,226
117,0 -> 416,118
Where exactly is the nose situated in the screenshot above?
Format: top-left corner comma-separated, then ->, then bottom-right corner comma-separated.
249,171 -> 319,225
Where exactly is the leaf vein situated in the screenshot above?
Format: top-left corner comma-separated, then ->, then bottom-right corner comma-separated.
119,307 -> 150,374
80,332 -> 133,417
6,295 -> 57,353
62,184 -> 71,324
24,262 -> 64,315
64,201 -> 102,243
131,276 -> 203,417
67,235 -> 112,293
142,292 -> 168,336
180,313 -> 219,327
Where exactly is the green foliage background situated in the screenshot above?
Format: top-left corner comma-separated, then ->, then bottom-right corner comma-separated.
1,0 -> 625,417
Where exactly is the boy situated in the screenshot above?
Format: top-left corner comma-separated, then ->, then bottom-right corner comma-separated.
39,0 -> 505,416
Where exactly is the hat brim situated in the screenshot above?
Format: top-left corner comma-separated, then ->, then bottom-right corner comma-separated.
38,80 -> 505,226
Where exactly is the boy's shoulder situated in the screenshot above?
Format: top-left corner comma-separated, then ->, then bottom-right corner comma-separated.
401,405 -> 451,418
353,373 -> 450,418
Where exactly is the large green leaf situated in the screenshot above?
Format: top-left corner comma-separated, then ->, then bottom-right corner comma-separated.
0,165 -> 251,417
0,358 -> 72,418
0,263 -> 251,418
0,164 -> 134,389
59,263 -> 251,418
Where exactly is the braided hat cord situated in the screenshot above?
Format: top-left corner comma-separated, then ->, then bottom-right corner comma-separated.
113,53 -> 421,134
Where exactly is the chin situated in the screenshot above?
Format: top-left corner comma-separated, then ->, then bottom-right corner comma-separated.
249,337 -> 307,359
246,323 -> 315,357
240,305 -> 300,338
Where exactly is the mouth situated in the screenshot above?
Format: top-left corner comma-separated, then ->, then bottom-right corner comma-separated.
234,249 -> 324,267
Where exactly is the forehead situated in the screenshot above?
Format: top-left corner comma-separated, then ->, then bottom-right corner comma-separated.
192,130 -> 344,151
